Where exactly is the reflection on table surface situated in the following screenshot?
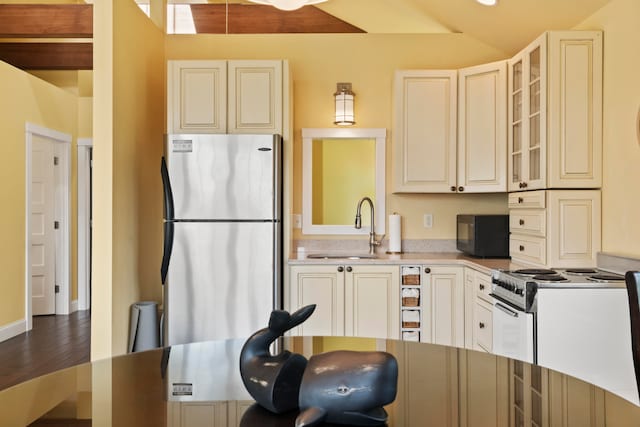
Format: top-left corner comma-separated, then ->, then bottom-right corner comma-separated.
1,336 -> 639,427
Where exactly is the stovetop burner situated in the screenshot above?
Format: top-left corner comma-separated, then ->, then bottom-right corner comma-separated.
532,274 -> 568,282
514,268 -> 557,275
564,268 -> 599,275
587,273 -> 625,282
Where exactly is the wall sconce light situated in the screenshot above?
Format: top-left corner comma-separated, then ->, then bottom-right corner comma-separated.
334,83 -> 355,126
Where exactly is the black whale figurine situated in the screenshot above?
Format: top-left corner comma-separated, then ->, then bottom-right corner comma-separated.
239,305 -> 398,427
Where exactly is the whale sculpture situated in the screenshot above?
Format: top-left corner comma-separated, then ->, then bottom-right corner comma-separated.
239,305 -> 398,427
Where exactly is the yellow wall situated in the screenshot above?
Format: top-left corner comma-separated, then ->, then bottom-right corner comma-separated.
576,0 -> 640,259
92,0 -> 165,360
165,33 -> 509,243
0,60 -> 78,327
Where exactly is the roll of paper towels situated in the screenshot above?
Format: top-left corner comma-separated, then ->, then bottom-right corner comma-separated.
388,213 -> 402,253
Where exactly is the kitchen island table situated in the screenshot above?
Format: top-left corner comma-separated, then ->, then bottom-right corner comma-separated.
2,336 -> 639,427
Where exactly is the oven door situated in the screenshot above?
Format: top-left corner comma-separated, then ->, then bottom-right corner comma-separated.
492,300 -> 535,364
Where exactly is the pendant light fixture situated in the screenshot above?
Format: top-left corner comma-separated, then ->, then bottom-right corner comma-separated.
334,83 -> 355,126
247,0 -> 328,11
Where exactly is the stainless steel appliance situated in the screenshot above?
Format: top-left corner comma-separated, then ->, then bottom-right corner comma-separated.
161,134 -> 282,346
491,268 -> 637,404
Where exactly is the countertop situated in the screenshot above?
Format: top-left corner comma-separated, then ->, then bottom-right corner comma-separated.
2,337 -> 639,426
288,251 -> 518,275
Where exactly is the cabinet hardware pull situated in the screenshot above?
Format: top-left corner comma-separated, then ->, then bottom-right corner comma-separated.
346,266 -> 353,272
450,186 -> 456,192
479,322 -> 485,329
479,284 -> 485,290
424,267 -> 431,274
458,186 -> 464,192
518,197 -> 524,203
519,219 -> 525,225
337,266 -> 344,272
522,182 -> 528,188
519,245 -> 525,251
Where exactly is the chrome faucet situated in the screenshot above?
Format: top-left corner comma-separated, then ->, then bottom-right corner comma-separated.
355,196 -> 382,255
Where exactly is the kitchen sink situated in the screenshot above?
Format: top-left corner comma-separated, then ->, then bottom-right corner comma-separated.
306,253 -> 377,260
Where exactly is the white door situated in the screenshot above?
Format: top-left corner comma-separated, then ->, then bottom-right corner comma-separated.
31,135 -> 56,315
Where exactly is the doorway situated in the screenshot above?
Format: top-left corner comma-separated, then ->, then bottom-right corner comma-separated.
25,123 -> 71,329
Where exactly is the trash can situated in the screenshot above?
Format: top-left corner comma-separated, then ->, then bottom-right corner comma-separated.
128,301 -> 160,353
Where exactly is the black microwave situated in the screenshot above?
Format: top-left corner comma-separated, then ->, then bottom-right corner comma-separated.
456,214 -> 509,258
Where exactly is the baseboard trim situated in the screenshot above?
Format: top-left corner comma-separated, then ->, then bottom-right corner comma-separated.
0,319 -> 27,343
70,300 -> 78,313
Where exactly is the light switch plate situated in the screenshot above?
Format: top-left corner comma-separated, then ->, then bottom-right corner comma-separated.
423,214 -> 433,228
292,214 -> 302,229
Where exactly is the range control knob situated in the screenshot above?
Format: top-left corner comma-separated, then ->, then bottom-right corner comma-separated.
515,288 -> 524,295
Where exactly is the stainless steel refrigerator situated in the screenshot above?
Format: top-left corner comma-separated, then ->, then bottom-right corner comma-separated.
161,134 -> 282,346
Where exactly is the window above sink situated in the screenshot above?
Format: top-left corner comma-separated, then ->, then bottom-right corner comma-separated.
301,128 -> 386,235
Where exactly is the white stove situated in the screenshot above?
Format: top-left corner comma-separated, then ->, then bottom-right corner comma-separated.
490,266 -> 637,405
491,268 -> 625,312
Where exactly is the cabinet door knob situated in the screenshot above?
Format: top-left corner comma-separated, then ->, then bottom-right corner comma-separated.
458,186 -> 464,192
479,322 -> 485,329
522,182 -> 528,188
346,266 -> 353,272
337,266 -> 344,272
519,245 -> 525,252
424,267 -> 431,274
450,186 -> 456,192
518,197 -> 524,204
519,219 -> 525,226
479,284 -> 485,290
519,182 -> 524,188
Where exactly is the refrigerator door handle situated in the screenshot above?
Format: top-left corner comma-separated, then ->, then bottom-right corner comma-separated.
161,220 -> 174,284
161,156 -> 175,221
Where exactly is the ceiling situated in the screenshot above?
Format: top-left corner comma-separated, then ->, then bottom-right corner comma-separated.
0,0 -> 612,70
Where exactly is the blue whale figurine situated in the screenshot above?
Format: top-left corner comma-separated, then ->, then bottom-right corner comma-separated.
295,350 -> 398,427
239,305 -> 316,414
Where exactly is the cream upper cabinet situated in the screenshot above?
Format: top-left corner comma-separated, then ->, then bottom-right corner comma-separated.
393,70 -> 458,193
457,61 -> 507,193
289,264 -> 399,339
168,60 -> 227,134
509,189 -> 601,268
507,31 -> 603,191
168,60 -> 284,135
227,60 -> 283,135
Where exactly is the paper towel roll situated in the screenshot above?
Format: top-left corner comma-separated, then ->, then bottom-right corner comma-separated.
388,213 -> 402,253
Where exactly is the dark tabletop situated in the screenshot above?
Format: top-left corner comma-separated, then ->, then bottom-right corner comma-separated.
2,336 -> 639,426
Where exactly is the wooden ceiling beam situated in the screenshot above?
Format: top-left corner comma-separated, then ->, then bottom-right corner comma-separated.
0,4 -> 92,38
190,4 -> 365,34
0,43 -> 92,70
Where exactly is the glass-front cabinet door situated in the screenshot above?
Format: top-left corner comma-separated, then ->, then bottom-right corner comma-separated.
508,33 -> 547,192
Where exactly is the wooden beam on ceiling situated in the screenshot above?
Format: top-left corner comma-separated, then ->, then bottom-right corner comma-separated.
0,43 -> 92,70
190,4 -> 365,34
0,4 -> 92,38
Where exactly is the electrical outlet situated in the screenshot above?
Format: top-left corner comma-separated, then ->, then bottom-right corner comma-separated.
423,214 -> 433,228
292,214 -> 302,229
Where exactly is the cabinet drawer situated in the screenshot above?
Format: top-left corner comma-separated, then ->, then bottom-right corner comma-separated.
510,234 -> 546,266
509,210 -> 546,236
508,190 -> 546,209
475,273 -> 493,303
474,299 -> 492,352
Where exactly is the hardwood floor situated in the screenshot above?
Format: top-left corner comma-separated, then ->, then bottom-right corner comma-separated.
0,310 -> 90,391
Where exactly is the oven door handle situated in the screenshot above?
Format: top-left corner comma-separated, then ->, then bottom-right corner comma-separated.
495,302 -> 519,317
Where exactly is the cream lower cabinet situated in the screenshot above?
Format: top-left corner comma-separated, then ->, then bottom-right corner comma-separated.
289,264 -> 399,339
422,266 -> 465,347
168,60 -> 285,135
509,189 -> 601,268
463,268 -> 494,353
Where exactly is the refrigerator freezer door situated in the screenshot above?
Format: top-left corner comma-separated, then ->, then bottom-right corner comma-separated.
165,222 -> 280,346
165,134 -> 281,221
